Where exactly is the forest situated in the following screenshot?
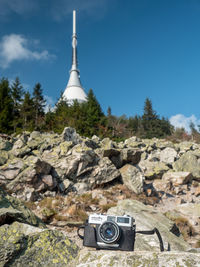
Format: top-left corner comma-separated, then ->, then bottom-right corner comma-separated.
0,76 -> 198,141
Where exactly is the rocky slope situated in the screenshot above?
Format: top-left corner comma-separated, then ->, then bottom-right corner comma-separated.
0,128 -> 200,266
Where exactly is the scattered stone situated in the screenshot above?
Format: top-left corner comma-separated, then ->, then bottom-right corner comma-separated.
162,172 -> 193,186
120,164 -> 144,194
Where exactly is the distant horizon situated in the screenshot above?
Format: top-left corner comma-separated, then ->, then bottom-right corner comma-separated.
1,0 -> 200,133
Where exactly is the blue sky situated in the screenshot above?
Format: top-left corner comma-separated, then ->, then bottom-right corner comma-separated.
1,0 -> 200,132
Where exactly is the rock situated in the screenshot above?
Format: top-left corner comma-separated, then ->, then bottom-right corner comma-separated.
120,164 -> 144,194
173,152 -> 200,181
91,135 -> 100,144
0,138 -> 13,151
0,187 -> 44,227
41,174 -> 55,188
160,147 -> 178,165
74,251 -> 200,267
0,159 -> 25,181
60,141 -> 73,156
0,150 -> 8,166
1,157 -> 54,197
125,138 -> 145,149
194,186 -> 200,197
162,172 -> 193,186
153,179 -> 172,193
58,179 -> 72,192
139,160 -> 169,180
100,137 -> 115,150
176,142 -> 194,154
62,127 -> 82,144
89,157 -> 120,186
73,182 -> 90,194
12,145 -> 31,158
120,148 -> 141,165
0,222 -> 79,267
108,199 -> 191,251
175,203 -> 200,218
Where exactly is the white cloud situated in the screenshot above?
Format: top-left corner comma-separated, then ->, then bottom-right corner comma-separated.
0,34 -> 54,68
169,114 -> 200,133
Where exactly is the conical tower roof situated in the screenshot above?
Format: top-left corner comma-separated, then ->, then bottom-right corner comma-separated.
62,10 -> 87,104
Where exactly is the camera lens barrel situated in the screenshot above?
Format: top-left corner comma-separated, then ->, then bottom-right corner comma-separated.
98,221 -> 120,244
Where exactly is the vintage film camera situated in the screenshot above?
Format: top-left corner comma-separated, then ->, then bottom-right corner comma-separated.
78,213 -> 165,251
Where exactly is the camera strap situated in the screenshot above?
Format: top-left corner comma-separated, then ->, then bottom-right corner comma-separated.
77,225 -> 85,240
136,228 -> 164,252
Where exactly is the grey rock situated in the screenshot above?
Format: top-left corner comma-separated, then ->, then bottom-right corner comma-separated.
160,147 -> 178,164
74,251 -> 200,267
139,160 -> 169,180
173,152 -> 200,181
89,157 -> 120,186
73,182 -> 90,194
120,148 -> 141,165
120,164 -> 144,194
62,127 -> 82,144
162,171 -> 193,186
108,199 -> 191,251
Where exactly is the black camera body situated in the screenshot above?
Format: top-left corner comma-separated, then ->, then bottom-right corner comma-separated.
82,214 -> 136,251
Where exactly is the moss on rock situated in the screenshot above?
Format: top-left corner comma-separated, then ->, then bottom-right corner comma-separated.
0,222 -> 79,267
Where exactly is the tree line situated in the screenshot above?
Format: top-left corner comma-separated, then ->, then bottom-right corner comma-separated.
0,76 -> 179,140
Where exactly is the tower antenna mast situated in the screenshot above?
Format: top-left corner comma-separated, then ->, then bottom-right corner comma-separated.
62,10 -> 87,104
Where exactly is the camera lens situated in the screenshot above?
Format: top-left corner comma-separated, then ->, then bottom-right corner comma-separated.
98,221 -> 120,244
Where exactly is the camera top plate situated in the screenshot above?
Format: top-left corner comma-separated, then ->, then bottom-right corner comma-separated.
88,213 -> 134,227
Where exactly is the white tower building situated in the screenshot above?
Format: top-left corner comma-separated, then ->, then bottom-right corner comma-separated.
62,10 -> 87,104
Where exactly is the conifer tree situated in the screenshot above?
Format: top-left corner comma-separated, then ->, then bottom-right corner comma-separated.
0,78 -> 13,133
21,92 -> 34,131
142,98 -> 172,138
83,89 -> 105,136
11,77 -> 24,132
32,83 -> 46,130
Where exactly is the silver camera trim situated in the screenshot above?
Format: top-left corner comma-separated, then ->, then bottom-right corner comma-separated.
88,214 -> 133,227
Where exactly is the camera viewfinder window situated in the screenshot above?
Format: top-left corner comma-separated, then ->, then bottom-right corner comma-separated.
117,217 -> 129,224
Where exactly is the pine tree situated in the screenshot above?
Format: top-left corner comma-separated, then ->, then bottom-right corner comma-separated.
83,89 -> 104,136
21,92 -> 34,131
11,77 -> 24,132
32,83 -> 46,130
142,98 -> 172,138
0,78 -> 13,133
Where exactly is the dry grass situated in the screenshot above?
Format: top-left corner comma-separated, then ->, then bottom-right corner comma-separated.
100,203 -> 117,213
27,183 -> 160,225
175,217 -> 195,240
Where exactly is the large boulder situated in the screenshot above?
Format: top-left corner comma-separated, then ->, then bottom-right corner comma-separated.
74,251 -> 200,267
87,157 -> 120,186
0,187 -> 44,227
160,147 -> 178,165
120,164 -> 144,194
108,199 -> 191,251
0,156 -> 56,200
139,160 -> 169,180
173,152 -> 200,181
62,127 -> 82,144
120,148 -> 141,165
0,187 -> 79,266
0,222 -> 79,267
